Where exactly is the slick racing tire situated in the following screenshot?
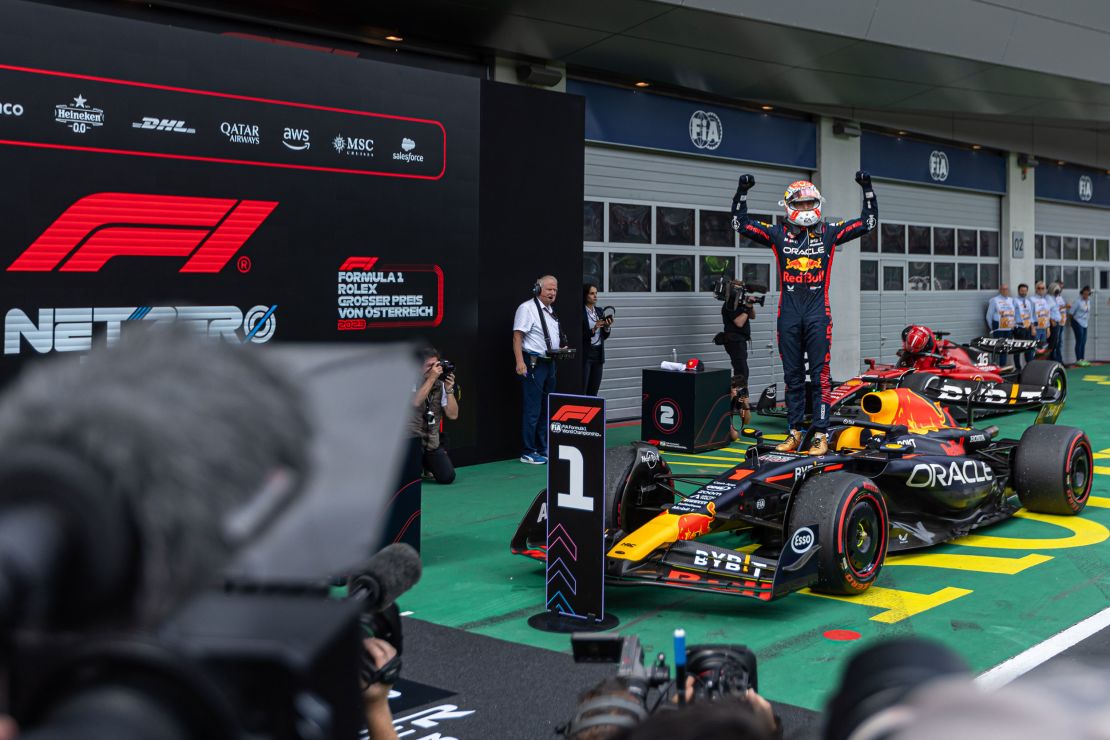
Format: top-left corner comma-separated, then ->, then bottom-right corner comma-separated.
787,472 -> 888,595
1014,425 -> 1092,515
605,444 -> 673,534
1019,359 -> 1067,400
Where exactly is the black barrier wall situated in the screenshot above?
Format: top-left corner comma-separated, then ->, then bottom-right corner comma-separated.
0,1 -> 584,465
475,81 -> 585,464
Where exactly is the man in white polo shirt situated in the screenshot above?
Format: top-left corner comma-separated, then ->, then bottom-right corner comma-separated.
513,275 -> 563,464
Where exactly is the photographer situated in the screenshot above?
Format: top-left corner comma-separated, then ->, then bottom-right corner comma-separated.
583,283 -> 613,397
411,347 -> 459,485
714,279 -> 758,435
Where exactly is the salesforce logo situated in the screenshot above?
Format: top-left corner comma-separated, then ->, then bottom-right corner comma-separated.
393,137 -> 425,164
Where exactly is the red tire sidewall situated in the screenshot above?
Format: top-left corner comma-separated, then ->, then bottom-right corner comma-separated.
1064,435 -> 1093,512
835,482 -> 888,593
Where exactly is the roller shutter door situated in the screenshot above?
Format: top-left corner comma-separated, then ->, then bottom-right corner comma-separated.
1035,200 -> 1110,363
585,145 -> 808,419
863,181 -> 1002,365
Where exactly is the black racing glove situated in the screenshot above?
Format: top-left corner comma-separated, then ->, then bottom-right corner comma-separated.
736,174 -> 755,193
855,170 -> 872,187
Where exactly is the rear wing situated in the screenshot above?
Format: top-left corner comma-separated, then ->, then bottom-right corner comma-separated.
969,336 -> 1038,355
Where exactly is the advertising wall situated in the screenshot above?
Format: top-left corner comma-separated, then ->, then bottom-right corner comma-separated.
0,1 -> 585,464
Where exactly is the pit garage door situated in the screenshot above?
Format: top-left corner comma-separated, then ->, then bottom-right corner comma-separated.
583,145 -> 809,419
860,181 -> 1002,367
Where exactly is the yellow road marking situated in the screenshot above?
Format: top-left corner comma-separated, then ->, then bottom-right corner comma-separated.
956,510 -> 1108,550
804,586 -> 972,624
886,552 -> 1052,574
1088,496 -> 1110,508
1096,466 -> 1110,475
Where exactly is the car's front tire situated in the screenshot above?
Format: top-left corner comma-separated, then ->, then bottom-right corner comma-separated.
787,472 -> 888,595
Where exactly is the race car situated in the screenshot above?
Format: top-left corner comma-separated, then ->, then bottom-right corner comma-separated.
756,325 -> 1066,424
511,386 -> 1092,601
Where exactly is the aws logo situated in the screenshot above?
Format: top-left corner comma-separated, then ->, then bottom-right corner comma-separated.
8,193 -> 277,273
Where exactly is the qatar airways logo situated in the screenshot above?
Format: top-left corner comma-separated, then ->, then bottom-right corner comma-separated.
4,305 -> 278,356
7,193 -> 277,273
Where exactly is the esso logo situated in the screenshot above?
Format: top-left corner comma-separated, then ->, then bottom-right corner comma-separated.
0,103 -> 24,116
653,398 -> 682,434
790,527 -> 815,554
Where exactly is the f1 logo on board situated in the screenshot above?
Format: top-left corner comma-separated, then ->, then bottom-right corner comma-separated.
7,193 -> 278,273
551,405 -> 601,424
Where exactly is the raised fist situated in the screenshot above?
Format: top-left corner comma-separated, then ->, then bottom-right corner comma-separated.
737,174 -> 756,192
855,170 -> 872,187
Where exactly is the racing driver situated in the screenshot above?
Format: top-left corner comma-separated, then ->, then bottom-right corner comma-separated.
731,171 -> 878,455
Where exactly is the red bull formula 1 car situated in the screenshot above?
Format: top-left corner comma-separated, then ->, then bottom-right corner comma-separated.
511,387 -> 1091,601
757,325 -> 1066,424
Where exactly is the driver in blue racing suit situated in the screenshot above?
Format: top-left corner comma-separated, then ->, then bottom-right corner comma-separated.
731,171 -> 878,455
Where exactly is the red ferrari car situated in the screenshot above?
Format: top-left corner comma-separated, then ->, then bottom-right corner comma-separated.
756,325 -> 1066,424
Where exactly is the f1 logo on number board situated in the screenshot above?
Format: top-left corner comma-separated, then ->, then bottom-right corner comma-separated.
653,398 -> 681,434
8,193 -> 277,273
552,405 -> 601,424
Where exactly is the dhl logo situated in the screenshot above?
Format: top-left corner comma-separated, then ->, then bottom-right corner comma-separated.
784,256 -> 823,273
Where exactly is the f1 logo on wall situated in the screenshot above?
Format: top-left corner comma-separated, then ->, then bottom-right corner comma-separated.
653,398 -> 682,434
7,193 -> 277,273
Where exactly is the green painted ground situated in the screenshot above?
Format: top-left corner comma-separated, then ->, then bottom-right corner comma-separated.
402,373 -> 1110,711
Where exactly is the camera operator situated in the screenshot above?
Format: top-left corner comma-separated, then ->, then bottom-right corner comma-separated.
411,347 -> 459,484
583,283 -> 613,397
714,279 -> 758,437
363,637 -> 401,740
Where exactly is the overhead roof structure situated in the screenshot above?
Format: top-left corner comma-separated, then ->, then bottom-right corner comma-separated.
131,0 -> 1110,166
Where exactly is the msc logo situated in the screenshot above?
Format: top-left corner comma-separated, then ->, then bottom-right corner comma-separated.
929,150 -> 949,182
688,110 -> 722,151
1079,175 -> 1094,202
8,193 -> 278,273
551,405 -> 600,424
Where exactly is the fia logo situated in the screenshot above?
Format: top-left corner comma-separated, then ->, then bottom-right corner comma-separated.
929,150 -> 949,182
689,110 -> 722,151
1079,175 -> 1094,202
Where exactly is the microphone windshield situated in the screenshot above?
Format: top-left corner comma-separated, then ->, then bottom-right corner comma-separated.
353,543 -> 422,611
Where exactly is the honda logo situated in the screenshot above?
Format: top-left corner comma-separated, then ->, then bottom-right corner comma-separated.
8,193 -> 277,273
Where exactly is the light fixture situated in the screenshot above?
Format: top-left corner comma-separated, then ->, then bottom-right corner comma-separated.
634,81 -> 650,88
897,130 -> 907,136
515,63 -> 564,87
832,120 -> 861,138
1058,160 -> 1066,165
384,34 -> 403,42
972,144 -> 982,150
761,105 -> 774,111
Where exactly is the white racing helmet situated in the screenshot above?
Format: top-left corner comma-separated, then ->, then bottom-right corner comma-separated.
780,180 -> 824,228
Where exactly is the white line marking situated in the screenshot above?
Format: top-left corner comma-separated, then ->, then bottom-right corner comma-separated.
400,611 -> 414,617
976,605 -> 1110,690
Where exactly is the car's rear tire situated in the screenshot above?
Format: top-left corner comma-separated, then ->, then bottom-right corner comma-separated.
1020,359 -> 1066,399
786,472 -> 888,595
1014,425 -> 1092,515
605,444 -> 673,533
